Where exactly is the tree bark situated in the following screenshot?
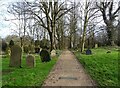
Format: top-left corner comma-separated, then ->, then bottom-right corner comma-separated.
49,32 -> 53,51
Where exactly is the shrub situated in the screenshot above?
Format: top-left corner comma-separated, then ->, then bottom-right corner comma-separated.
35,40 -> 40,47
2,40 -> 8,52
28,45 -> 34,53
23,46 -> 29,53
34,47 -> 40,53
5,47 -> 11,55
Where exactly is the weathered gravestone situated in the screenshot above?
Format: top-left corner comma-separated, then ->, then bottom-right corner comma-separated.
9,45 -> 22,67
51,50 -> 56,57
26,54 -> 35,68
40,49 -> 51,62
95,44 -> 98,48
86,48 -> 92,55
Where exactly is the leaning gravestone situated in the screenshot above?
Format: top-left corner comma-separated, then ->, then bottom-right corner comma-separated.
51,50 -> 56,57
26,54 -> 35,68
86,48 -> 92,55
9,45 -> 22,67
40,49 -> 51,62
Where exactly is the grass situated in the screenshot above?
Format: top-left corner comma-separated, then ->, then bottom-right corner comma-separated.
1,53 -> 58,87
75,47 -> 119,86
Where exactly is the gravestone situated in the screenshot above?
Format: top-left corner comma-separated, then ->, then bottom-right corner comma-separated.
95,44 -> 98,48
26,54 -> 35,68
9,45 -> 22,67
106,50 -> 111,53
40,49 -> 51,62
86,48 -> 92,55
51,50 -> 56,57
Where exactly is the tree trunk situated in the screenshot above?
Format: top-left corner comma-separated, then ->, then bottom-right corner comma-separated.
81,0 -> 88,53
49,32 -> 53,51
20,37 -> 23,47
81,18 -> 87,52
107,25 -> 115,46
81,33 -> 86,52
69,35 -> 72,48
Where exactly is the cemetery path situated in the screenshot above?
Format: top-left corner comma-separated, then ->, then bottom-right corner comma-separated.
42,50 -> 97,87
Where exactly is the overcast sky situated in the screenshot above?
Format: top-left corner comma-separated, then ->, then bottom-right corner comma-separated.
0,0 -> 34,38
0,0 -> 119,38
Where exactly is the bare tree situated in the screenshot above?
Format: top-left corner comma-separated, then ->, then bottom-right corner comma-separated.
68,2 -> 78,49
79,0 -> 100,52
24,0 -> 75,51
96,0 -> 120,46
7,2 -> 30,47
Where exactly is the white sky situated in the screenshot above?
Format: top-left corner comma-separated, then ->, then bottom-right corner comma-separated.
0,0 -> 35,38
0,0 -> 119,38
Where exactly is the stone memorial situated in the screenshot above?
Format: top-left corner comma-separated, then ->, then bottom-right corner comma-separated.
26,54 -> 35,68
40,49 -> 51,62
51,50 -> 56,57
86,48 -> 92,55
9,45 -> 22,67
95,44 -> 98,48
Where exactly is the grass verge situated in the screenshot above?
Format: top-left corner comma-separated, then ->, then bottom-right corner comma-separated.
75,47 -> 119,86
1,53 -> 58,87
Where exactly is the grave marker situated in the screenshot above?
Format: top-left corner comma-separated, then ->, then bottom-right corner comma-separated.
86,48 -> 92,55
40,49 -> 51,62
51,50 -> 56,57
26,54 -> 35,68
9,45 -> 22,67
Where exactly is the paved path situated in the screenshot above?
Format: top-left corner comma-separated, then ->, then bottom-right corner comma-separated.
42,50 -> 97,87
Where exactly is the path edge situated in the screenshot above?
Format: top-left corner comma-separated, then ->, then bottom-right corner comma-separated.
41,51 -> 63,86
71,50 -> 98,87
